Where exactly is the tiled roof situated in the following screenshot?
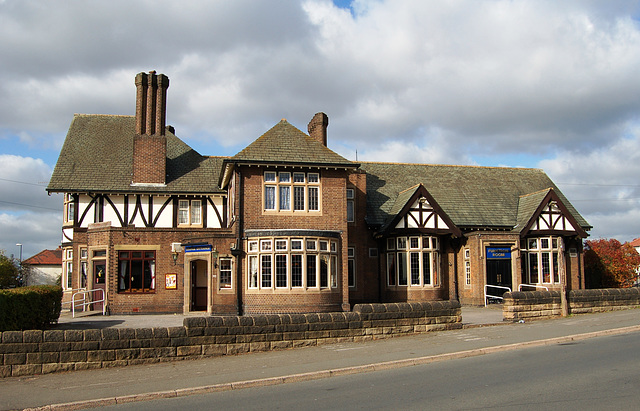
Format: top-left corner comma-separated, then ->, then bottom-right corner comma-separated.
515,189 -> 551,233
47,114 -> 225,194
228,119 -> 356,167
23,249 -> 62,266
360,162 -> 590,231
630,238 -> 640,247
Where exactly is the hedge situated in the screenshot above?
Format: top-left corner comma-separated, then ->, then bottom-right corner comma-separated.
0,285 -> 63,331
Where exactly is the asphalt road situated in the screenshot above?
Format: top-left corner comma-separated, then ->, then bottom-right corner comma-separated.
96,331 -> 640,410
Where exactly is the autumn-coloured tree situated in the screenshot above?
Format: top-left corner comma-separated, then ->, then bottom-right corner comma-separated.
584,239 -> 640,288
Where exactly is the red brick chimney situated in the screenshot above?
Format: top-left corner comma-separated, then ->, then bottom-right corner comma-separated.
132,71 -> 169,185
308,112 -> 328,146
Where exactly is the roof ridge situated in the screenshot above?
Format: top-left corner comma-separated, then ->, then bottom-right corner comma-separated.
519,187 -> 553,199
397,183 -> 423,195
74,113 -> 134,118
360,160 -> 543,171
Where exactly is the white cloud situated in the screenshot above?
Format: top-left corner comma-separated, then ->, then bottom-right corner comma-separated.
0,155 -> 61,258
540,128 -> 640,242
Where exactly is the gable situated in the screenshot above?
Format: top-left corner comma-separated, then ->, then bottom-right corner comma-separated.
380,184 -> 461,237
519,189 -> 588,238
220,119 -> 357,188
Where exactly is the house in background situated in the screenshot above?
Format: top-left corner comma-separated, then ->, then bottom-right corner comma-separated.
22,248 -> 62,286
47,71 -> 591,314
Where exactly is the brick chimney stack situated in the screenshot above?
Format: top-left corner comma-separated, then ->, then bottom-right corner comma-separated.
132,71 -> 169,185
308,112 -> 328,146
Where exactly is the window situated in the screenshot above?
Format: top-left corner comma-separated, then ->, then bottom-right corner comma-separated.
80,248 -> 87,289
264,171 -> 321,212
249,256 -> 259,288
247,236 -> 338,290
63,248 -> 73,290
118,251 -> 155,293
261,255 -> 272,288
523,236 -> 562,285
64,194 -> 75,225
386,236 -> 440,287
291,255 -> 303,287
346,188 -> 355,222
178,199 -> 202,226
276,254 -> 288,287
465,261 -> 471,286
348,247 -> 356,287
464,249 -> 471,287
219,258 -> 232,289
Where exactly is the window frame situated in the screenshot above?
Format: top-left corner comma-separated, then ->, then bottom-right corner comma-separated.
177,198 -> 202,227
263,171 -> 321,213
246,236 -> 339,291
386,236 -> 440,288
117,250 -> 156,293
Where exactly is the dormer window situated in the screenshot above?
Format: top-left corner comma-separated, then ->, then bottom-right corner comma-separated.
264,171 -> 320,213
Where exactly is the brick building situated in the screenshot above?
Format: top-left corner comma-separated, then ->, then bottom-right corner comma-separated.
47,71 -> 591,314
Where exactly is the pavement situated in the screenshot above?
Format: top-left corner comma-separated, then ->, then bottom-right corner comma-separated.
2,306 -> 639,410
52,304 -> 506,330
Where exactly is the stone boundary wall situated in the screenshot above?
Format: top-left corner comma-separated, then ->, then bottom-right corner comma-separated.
0,301 -> 461,378
503,288 -> 640,321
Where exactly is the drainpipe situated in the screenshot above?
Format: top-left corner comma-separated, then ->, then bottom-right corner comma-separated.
234,169 -> 244,316
451,237 -> 460,302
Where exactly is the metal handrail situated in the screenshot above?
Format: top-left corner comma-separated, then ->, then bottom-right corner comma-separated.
61,288 -> 87,310
71,289 -> 105,318
518,284 -> 549,291
484,284 -> 511,306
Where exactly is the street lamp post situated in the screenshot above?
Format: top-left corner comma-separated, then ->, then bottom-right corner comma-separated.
16,243 -> 23,286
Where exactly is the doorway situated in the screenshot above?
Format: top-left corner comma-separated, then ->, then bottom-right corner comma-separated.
92,260 -> 106,311
485,246 -> 513,301
190,260 -> 208,311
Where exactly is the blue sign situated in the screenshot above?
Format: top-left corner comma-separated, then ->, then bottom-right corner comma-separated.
486,247 -> 511,259
185,245 -> 213,253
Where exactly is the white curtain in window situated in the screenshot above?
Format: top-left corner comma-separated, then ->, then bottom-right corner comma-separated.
150,260 -> 155,289
279,186 -> 290,210
265,186 -> 275,209
119,261 -> 127,290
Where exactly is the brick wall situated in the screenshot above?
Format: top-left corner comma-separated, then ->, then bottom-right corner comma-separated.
0,302 -> 461,378
503,288 -> 640,321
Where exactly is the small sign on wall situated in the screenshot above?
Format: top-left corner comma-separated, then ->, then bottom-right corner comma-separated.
165,273 -> 177,289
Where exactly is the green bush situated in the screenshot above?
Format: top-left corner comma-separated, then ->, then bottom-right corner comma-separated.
0,285 -> 63,331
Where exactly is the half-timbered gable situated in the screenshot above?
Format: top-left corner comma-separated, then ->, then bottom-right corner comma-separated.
379,184 -> 461,236
517,189 -> 588,238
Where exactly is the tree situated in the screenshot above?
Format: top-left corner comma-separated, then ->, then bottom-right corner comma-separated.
584,239 -> 640,288
0,250 -> 20,289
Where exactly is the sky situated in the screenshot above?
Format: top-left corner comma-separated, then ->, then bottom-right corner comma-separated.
1,0 -> 640,259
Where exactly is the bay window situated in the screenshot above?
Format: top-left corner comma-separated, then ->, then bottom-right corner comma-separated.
247,236 -> 338,290
386,236 -> 440,287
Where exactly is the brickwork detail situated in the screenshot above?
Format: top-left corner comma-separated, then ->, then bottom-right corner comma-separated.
0,302 -> 461,378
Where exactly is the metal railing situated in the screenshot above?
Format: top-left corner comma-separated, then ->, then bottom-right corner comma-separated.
484,284 -> 511,306
61,288 -> 87,311
518,284 -> 549,291
71,289 -> 105,318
